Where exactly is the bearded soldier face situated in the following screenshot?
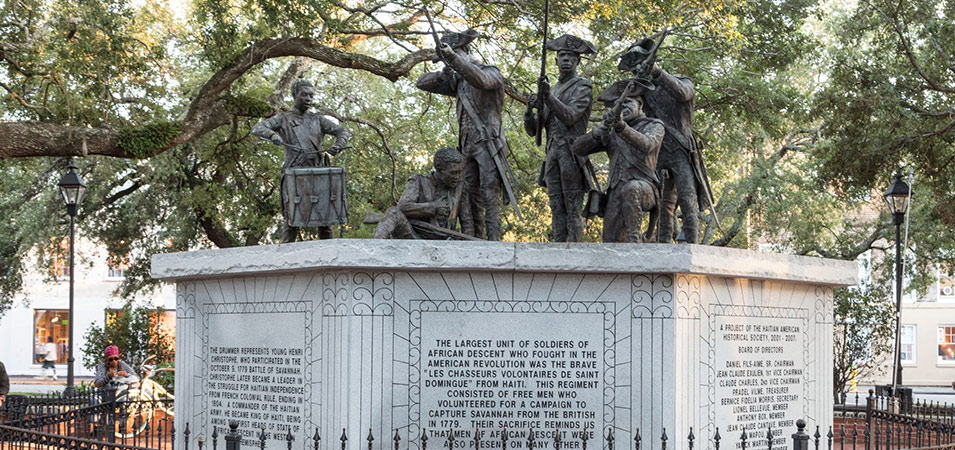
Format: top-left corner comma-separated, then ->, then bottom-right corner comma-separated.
621,97 -> 645,122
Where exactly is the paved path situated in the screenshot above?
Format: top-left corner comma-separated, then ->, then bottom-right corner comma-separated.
8,376 -> 95,395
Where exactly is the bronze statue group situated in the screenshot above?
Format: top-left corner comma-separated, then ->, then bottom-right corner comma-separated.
252,28 -> 715,245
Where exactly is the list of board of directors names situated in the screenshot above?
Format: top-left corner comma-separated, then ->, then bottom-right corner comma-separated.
715,316 -> 804,448
208,346 -> 306,441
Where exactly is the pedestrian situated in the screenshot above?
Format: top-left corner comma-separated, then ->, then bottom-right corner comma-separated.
93,345 -> 138,388
0,360 -> 9,407
40,337 -> 57,380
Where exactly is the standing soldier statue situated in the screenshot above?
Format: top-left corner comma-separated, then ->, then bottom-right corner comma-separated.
252,79 -> 352,243
572,79 -> 664,243
619,35 -> 716,243
523,34 -> 599,242
416,26 -> 521,241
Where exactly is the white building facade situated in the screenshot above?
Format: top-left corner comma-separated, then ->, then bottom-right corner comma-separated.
0,238 -> 175,376
891,271 -> 955,386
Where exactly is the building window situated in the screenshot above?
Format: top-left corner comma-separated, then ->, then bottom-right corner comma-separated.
900,324 -> 916,364
938,326 -> 955,363
107,254 -> 128,279
34,310 -> 69,364
48,239 -> 70,279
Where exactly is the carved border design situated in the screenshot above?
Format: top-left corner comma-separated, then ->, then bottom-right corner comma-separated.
632,274 -> 674,318
201,299 -> 315,438
407,300 -> 615,449
676,275 -> 703,319
706,304 -> 810,434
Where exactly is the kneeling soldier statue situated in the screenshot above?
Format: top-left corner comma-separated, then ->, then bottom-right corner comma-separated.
371,147 -> 477,240
572,79 -> 664,243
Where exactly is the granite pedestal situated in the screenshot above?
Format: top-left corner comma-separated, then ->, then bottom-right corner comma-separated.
151,241 -> 857,450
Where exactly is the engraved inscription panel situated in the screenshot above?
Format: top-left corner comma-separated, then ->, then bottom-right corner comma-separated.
419,309 -> 605,448
207,312 -> 306,444
714,315 -> 804,447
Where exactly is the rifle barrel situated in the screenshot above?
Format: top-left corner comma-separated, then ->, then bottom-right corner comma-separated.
534,0 -> 549,147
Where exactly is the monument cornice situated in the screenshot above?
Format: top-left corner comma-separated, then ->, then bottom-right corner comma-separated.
151,240 -> 858,287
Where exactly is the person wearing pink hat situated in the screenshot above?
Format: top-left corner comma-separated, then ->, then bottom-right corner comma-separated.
93,345 -> 139,388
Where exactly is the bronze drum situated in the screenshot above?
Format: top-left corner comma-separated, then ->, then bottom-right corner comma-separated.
282,167 -> 348,228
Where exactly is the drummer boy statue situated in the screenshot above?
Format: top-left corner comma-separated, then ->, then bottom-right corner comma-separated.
252,78 -> 352,242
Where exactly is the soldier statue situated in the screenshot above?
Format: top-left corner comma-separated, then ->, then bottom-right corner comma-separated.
523,34 -> 598,242
619,37 -> 712,243
251,79 -> 352,243
416,29 -> 519,241
572,79 -> 664,243
372,147 -> 475,240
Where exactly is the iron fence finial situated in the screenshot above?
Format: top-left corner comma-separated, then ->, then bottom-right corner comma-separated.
791,419 -> 809,450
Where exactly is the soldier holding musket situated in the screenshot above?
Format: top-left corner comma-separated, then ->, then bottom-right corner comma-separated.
572,79 -> 664,243
523,34 -> 598,242
619,36 -> 716,243
416,27 -> 521,241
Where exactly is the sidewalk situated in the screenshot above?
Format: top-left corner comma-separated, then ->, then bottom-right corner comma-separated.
9,375 -> 95,394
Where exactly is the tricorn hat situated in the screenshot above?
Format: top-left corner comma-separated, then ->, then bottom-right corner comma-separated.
546,34 -> 597,55
596,78 -> 656,103
617,37 -> 655,72
440,28 -> 480,49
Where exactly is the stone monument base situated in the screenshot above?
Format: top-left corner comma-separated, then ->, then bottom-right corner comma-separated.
152,241 -> 856,450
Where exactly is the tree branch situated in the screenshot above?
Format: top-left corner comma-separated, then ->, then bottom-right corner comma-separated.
319,109 -> 400,204
0,38 -> 432,160
867,0 -> 955,94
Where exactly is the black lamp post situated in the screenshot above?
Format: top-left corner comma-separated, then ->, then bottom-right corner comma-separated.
884,173 -> 910,390
58,160 -> 86,396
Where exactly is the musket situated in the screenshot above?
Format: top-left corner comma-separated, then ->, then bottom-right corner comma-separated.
422,8 -> 447,64
362,212 -> 481,241
639,28 -> 669,78
601,80 -> 637,146
692,137 -> 723,232
620,28 -> 670,79
609,81 -> 636,124
423,7 -> 523,221
534,0 -> 550,147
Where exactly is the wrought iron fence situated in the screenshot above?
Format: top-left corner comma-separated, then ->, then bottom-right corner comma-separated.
165,419 -> 831,450
6,387 -> 955,450
0,387 -> 174,450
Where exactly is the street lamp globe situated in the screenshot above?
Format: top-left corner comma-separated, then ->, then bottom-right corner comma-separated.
883,174 -> 910,223
57,162 -> 86,215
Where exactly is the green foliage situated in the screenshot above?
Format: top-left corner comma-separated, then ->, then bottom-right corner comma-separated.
80,302 -> 174,373
833,283 -> 895,402
0,0 -> 950,332
227,92 -> 273,117
117,121 -> 184,157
